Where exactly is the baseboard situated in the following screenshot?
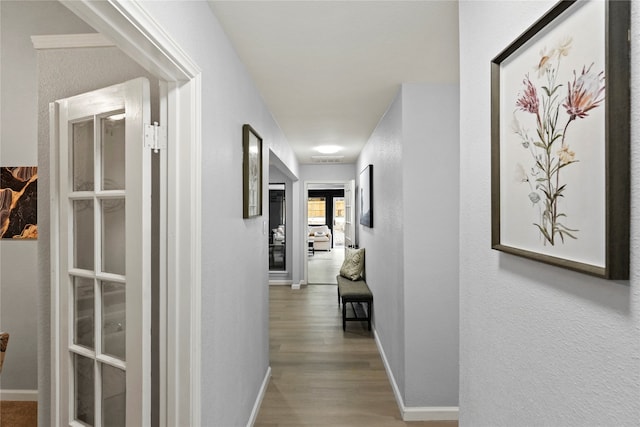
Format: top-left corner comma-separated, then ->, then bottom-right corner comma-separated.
0,389 -> 38,401
247,366 -> 271,427
373,329 -> 405,416
268,279 -> 293,286
292,280 -> 305,290
373,330 -> 459,422
403,406 -> 459,421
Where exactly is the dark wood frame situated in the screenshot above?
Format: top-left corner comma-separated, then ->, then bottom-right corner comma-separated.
242,124 -> 263,218
491,0 -> 630,279
359,164 -> 373,228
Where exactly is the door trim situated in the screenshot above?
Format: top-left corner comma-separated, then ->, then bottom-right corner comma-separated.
52,2 -> 202,425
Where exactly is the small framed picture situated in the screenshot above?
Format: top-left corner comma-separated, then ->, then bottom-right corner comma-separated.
359,164 -> 373,228
242,124 -> 263,218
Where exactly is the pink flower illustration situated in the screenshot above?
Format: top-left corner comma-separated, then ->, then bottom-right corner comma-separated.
516,75 -> 540,115
563,63 -> 605,120
512,39 -> 603,246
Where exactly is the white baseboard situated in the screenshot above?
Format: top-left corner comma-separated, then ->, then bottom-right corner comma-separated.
292,280 -> 305,290
268,280 -> 293,286
403,406 -> 459,421
0,389 -> 38,401
373,329 -> 405,416
247,366 -> 271,427
373,330 -> 458,422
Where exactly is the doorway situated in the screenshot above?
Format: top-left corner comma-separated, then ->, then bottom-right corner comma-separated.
39,3 -> 202,424
52,78 -> 153,426
269,183 -> 286,271
305,182 -> 352,285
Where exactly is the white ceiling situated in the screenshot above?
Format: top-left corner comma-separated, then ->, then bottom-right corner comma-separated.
209,1 -> 459,164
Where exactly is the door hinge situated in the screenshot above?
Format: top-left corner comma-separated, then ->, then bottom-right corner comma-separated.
144,122 -> 166,153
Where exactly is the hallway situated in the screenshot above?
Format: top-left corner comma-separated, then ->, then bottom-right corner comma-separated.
256,285 -> 458,426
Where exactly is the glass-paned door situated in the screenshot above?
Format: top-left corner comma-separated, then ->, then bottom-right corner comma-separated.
333,197 -> 345,247
54,78 -> 151,426
344,180 -> 355,250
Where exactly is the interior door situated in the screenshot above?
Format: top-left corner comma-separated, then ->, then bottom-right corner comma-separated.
344,180 -> 355,250
53,78 -> 151,426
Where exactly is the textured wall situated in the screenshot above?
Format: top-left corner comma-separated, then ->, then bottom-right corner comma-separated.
298,163 -> 356,182
140,2 -> 299,425
358,90 -> 407,399
0,0 -> 93,394
402,84 -> 459,407
459,1 -> 640,425
358,84 -> 460,410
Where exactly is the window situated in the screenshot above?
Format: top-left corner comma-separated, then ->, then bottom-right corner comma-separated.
308,197 -> 326,225
334,198 -> 345,218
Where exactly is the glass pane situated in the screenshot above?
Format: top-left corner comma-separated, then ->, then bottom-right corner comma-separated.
308,197 -> 326,225
102,281 -> 125,360
74,277 -> 94,349
74,200 -> 94,270
73,120 -> 94,192
102,199 -> 125,275
101,113 -> 125,191
74,353 -> 95,425
102,364 -> 126,427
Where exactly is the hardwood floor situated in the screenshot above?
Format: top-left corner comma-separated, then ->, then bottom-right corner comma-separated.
256,285 -> 457,427
0,401 -> 37,427
308,247 -> 344,284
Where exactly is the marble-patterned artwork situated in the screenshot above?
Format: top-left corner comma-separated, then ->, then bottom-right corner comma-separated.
0,166 -> 38,239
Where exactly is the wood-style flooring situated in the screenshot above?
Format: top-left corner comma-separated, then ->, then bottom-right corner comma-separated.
255,285 -> 457,427
0,400 -> 37,427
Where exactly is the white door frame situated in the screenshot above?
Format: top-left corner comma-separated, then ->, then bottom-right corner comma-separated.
53,2 -> 202,425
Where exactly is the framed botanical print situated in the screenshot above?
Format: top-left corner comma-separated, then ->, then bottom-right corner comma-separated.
491,0 -> 630,279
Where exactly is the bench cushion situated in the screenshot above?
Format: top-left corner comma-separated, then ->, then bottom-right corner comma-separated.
337,275 -> 372,300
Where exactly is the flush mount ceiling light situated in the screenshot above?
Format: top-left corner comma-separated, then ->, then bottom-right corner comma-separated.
315,145 -> 342,154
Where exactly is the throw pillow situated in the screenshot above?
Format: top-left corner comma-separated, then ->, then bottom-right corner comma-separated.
314,231 -> 325,237
340,247 -> 365,281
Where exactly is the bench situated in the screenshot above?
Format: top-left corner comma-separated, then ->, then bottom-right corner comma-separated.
336,275 -> 373,331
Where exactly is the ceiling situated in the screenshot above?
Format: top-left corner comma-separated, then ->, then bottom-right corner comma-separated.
209,1 -> 460,164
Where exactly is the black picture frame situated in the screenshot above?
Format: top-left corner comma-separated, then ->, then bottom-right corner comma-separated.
491,0 -> 630,279
242,124 -> 263,218
359,164 -> 373,228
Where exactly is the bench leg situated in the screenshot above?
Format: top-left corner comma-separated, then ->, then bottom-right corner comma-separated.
367,301 -> 372,331
342,303 -> 346,331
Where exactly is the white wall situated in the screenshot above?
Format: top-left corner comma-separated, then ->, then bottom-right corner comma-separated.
0,0 -> 94,394
298,163 -> 356,183
358,90 -> 406,397
138,2 -> 299,425
459,2 -> 640,426
357,83 -> 460,412
402,83 -> 459,407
